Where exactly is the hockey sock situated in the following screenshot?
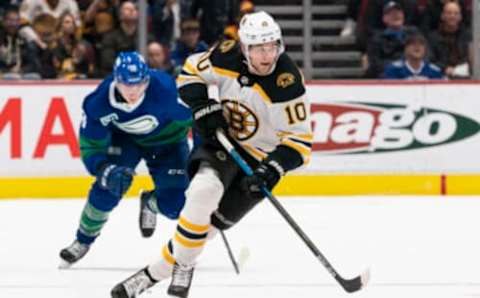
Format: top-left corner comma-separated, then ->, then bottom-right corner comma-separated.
76,203 -> 110,244
148,240 -> 176,280
172,216 -> 209,264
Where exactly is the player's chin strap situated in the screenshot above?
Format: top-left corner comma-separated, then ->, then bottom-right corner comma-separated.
215,129 -> 370,293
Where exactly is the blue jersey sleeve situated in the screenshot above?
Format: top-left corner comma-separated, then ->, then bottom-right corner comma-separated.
79,82 -> 112,175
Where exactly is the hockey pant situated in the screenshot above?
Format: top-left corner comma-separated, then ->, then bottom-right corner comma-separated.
76,137 -> 189,245
148,144 -> 264,280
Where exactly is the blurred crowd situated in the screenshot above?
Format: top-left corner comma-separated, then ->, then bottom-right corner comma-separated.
341,0 -> 473,79
0,0 -> 474,80
0,0 -> 254,80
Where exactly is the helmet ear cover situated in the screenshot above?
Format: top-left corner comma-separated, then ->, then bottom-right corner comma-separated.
113,51 -> 150,85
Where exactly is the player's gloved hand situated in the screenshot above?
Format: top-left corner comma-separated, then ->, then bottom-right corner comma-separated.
192,99 -> 228,142
242,161 -> 282,199
97,164 -> 135,197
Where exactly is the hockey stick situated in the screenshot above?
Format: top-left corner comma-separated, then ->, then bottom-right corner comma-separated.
215,130 -> 370,293
219,230 -> 240,274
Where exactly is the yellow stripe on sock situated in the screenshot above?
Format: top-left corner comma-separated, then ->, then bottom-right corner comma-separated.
162,245 -> 176,265
174,232 -> 206,248
178,216 -> 210,234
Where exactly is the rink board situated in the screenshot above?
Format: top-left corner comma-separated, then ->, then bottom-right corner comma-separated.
1,174 -> 479,198
2,80 -> 480,197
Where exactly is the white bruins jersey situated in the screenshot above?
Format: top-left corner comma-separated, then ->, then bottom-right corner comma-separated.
177,40 -> 312,165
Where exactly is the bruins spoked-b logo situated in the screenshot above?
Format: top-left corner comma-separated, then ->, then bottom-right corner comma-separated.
222,100 -> 258,141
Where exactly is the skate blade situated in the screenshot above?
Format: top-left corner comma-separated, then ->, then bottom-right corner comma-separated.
58,260 -> 73,269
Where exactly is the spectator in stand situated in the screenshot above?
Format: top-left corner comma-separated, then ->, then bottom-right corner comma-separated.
151,0 -> 179,47
428,0 -> 472,78
0,1 -> 21,17
53,12 -> 95,79
84,11 -> 114,65
224,0 -> 254,41
383,31 -> 444,79
365,1 -> 417,78
170,18 -> 208,75
348,0 -> 419,52
30,13 -> 58,78
147,41 -> 174,74
188,0 -> 239,45
76,0 -> 95,12
99,0 -> 138,76
364,0 -> 419,31
0,8 -> 40,79
20,0 -> 81,25
83,0 -> 119,28
420,0 -> 471,34
18,0 -> 81,50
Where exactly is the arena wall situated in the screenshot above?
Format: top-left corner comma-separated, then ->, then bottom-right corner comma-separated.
1,80 -> 479,197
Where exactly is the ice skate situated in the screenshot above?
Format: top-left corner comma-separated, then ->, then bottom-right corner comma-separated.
111,267 -> 157,298
59,240 -> 90,268
139,190 -> 157,238
167,263 -> 195,298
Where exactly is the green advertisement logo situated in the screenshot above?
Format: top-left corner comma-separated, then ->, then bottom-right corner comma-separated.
311,102 -> 480,154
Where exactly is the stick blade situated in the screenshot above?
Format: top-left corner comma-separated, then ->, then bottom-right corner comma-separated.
339,268 -> 370,293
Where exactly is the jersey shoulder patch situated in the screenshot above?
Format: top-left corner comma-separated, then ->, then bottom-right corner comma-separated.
256,53 -> 306,103
209,40 -> 243,74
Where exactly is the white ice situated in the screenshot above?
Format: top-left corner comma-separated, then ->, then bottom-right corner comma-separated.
1,196 -> 480,298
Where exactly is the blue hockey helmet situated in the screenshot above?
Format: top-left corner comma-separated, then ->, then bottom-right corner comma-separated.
113,51 -> 150,85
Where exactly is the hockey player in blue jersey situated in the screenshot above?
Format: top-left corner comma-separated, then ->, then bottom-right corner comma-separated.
59,51 -> 192,267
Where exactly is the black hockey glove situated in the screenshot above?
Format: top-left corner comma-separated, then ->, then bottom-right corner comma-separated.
192,99 -> 228,142
97,164 -> 135,197
242,160 -> 282,199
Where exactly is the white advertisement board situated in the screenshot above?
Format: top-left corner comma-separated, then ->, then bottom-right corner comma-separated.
0,82 -> 94,176
307,82 -> 480,173
1,81 -> 479,177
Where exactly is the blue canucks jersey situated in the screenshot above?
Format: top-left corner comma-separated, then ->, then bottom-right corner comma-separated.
383,59 -> 445,80
79,70 -> 192,175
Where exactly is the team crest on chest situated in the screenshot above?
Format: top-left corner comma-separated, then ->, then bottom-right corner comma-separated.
222,100 -> 258,141
100,113 -> 159,134
276,72 -> 295,88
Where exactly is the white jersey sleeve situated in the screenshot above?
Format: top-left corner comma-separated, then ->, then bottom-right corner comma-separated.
176,50 -> 218,88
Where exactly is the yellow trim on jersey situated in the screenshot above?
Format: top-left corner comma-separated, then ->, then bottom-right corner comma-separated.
212,66 -> 239,78
278,131 -> 314,142
183,62 -> 199,75
176,74 -> 205,84
242,143 -> 268,161
252,83 -> 271,104
178,216 -> 210,234
281,139 -> 311,164
174,232 -> 206,248
162,245 -> 176,265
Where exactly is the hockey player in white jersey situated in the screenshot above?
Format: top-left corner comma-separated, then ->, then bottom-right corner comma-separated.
110,11 -> 312,298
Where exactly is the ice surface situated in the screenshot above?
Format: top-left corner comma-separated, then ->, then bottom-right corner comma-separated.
1,196 -> 480,298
